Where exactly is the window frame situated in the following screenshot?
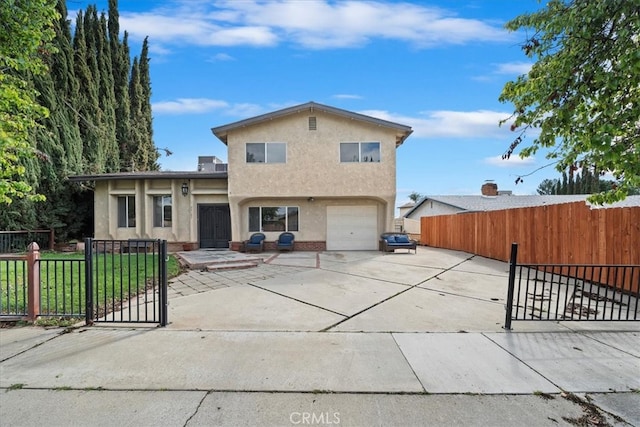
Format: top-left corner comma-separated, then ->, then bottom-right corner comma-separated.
339,141 -> 381,163
246,142 -> 287,163
117,195 -> 136,228
153,195 -> 172,228
248,206 -> 299,232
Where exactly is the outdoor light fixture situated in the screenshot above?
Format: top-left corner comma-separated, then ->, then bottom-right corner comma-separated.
181,182 -> 189,196
307,197 -> 315,202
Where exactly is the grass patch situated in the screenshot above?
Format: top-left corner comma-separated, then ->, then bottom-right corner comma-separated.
1,252 -> 180,316
34,317 -> 82,327
7,384 -> 25,391
533,390 -> 555,400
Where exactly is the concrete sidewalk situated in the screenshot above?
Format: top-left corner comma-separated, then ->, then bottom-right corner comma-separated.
1,247 -> 639,426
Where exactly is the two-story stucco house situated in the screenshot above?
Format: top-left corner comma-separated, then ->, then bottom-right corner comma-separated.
70,102 -> 413,252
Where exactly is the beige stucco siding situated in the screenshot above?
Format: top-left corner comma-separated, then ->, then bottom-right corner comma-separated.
93,178 -> 228,243
226,110 -> 397,242
226,110 -> 396,198
233,197 -> 386,243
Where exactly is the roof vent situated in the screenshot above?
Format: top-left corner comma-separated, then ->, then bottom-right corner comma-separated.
308,116 -> 317,131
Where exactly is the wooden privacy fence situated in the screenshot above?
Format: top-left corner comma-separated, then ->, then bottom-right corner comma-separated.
420,201 -> 640,293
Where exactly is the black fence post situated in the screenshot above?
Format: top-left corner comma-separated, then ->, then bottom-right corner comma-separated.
504,242 -> 518,330
49,229 -> 55,250
159,240 -> 168,327
84,238 -> 94,325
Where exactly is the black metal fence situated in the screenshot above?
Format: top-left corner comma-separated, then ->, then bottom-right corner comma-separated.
0,239 -> 168,326
39,258 -> 85,317
0,256 -> 28,317
0,230 -> 54,253
86,239 -> 168,325
504,243 -> 640,329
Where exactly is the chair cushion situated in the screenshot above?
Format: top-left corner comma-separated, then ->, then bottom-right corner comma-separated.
395,235 -> 410,243
249,234 -> 264,244
279,235 -> 293,244
384,235 -> 396,243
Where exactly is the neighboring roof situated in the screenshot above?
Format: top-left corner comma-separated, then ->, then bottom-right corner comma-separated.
211,101 -> 413,147
588,195 -> 640,209
404,194 -> 640,217
398,202 -> 416,209
68,171 -> 227,182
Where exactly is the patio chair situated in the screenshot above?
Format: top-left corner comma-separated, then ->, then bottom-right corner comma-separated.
276,232 -> 295,251
244,233 -> 266,252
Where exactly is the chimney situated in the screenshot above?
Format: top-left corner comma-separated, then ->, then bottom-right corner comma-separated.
481,180 -> 498,196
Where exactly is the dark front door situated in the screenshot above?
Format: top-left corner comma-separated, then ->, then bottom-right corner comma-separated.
198,204 -> 231,248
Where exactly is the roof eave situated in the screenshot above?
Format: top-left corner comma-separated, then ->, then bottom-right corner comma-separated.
211,101 -> 413,146
68,172 -> 228,182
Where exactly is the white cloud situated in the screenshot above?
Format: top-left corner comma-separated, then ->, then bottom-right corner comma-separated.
484,155 -> 536,168
333,94 -> 363,100
148,43 -> 173,56
152,98 -> 270,117
224,103 -> 266,117
152,98 -> 229,114
208,53 -> 236,62
108,1 -> 509,50
494,61 -> 532,75
360,109 -> 515,139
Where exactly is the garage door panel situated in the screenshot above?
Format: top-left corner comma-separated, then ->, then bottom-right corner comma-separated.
327,206 -> 378,250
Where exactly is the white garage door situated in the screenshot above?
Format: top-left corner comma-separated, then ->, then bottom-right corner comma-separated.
326,205 -> 378,250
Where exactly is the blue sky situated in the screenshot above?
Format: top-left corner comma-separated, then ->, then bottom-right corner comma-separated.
69,0 -> 557,204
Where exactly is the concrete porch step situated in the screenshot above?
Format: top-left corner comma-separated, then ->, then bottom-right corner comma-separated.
175,250 -> 264,270
205,261 -> 260,271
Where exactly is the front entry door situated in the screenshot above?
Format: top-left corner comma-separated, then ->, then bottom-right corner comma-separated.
198,204 -> 231,248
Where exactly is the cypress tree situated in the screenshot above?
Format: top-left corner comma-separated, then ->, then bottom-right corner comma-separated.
108,0 -> 132,171
591,167 -> 600,194
580,167 -> 593,194
74,9 -> 105,173
136,37 -> 159,170
2,0 -> 157,238
574,172 -> 582,194
52,0 -> 83,174
568,171 -> 575,194
96,11 -> 119,172
128,56 -> 143,171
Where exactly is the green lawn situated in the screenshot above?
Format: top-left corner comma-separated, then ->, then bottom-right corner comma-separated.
1,251 -> 181,316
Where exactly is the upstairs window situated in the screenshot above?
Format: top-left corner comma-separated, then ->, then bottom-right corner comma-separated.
246,142 -> 286,163
153,195 -> 172,227
340,142 -> 380,162
117,195 -> 136,228
249,206 -> 299,232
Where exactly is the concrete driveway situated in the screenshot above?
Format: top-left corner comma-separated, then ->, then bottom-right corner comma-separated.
169,246 -> 558,332
2,246 -> 639,426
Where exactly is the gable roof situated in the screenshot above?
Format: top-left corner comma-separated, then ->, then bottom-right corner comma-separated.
404,194 -> 640,217
398,202 -> 416,209
211,101 -> 413,147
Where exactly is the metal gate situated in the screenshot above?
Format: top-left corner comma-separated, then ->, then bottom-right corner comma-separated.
85,239 -> 168,326
504,243 -> 639,330
0,239 -> 167,326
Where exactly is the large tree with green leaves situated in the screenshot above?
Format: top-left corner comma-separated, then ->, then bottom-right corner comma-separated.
407,192 -> 424,203
0,0 -> 58,205
2,0 -> 158,239
499,0 -> 639,204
